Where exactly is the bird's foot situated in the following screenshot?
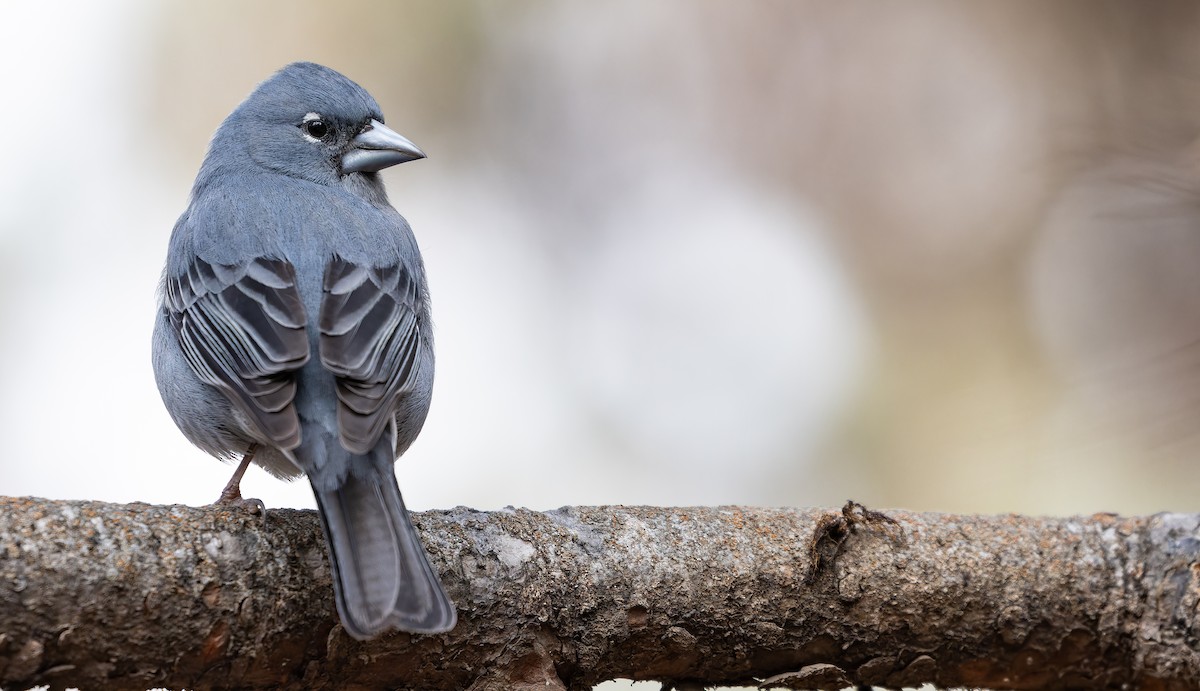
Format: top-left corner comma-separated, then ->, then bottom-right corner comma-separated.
213,484 -> 266,516
212,445 -> 267,521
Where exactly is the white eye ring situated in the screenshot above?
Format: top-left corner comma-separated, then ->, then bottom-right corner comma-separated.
300,112 -> 328,142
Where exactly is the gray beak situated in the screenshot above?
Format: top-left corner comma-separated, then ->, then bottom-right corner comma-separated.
341,119 -> 426,174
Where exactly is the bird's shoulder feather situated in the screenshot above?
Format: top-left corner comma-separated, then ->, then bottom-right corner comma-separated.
320,256 -> 429,455
164,255 -> 310,449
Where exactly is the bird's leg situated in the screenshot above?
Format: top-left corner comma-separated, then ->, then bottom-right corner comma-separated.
214,444 -> 265,516
217,444 -> 255,503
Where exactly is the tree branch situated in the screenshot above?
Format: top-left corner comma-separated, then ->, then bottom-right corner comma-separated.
0,497 -> 1197,690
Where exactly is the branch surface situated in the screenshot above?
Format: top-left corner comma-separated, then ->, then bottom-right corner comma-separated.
0,497 -> 1198,690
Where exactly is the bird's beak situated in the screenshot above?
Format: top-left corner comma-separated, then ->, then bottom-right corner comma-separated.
341,119 -> 426,174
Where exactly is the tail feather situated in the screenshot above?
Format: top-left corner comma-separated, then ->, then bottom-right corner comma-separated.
312,468 -> 457,639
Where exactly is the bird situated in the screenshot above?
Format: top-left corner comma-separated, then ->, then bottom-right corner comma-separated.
151,61 -> 457,639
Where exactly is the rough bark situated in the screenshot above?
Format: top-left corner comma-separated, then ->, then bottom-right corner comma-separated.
0,497 -> 1198,690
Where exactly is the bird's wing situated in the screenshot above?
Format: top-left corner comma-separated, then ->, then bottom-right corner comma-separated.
164,257 -> 310,449
319,257 -> 424,455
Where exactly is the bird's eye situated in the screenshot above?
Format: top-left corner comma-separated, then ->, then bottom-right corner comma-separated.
302,119 -> 330,139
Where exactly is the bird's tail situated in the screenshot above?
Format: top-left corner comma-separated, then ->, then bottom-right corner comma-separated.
311,465 -> 457,639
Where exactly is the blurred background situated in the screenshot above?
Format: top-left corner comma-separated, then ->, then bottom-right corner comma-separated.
3,0 -> 1200,522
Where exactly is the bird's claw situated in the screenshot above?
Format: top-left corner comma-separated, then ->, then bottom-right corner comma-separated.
211,445 -> 267,524
214,488 -> 264,513
212,490 -> 268,526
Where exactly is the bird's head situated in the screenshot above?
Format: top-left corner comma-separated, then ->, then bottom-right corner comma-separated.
210,62 -> 424,187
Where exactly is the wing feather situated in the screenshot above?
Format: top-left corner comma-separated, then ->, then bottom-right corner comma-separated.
165,257 -> 310,448
320,257 -> 423,454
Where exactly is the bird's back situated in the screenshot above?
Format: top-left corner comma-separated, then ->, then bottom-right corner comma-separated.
165,168 -> 434,466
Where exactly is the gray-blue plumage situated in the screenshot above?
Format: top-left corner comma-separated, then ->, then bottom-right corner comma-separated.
152,62 -> 456,638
